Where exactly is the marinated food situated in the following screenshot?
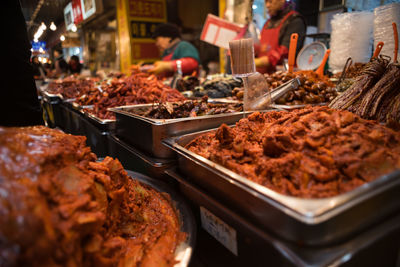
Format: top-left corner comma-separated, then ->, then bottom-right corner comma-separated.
46,77 -> 98,99
131,96 -> 243,119
186,106 -> 400,198
0,126 -> 185,266
77,72 -> 185,120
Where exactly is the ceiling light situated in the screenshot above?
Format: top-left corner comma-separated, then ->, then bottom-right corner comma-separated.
40,22 -> 46,30
60,35 -> 65,41
50,22 -> 57,31
71,24 -> 77,32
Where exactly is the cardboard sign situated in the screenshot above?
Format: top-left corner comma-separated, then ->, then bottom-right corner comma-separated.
200,14 -> 245,49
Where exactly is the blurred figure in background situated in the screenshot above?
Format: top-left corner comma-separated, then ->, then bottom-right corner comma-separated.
254,0 -> 306,73
31,56 -> 46,80
1,0 -> 43,126
148,23 -> 200,77
53,49 -> 68,76
68,55 -> 83,74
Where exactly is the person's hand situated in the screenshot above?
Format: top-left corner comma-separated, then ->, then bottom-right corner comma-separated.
148,61 -> 174,75
254,56 -> 270,68
130,61 -> 144,72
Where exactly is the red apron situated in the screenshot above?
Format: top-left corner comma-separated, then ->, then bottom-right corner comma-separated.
257,10 -> 296,74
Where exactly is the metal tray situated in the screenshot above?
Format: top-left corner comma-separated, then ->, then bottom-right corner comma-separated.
109,102 -> 249,159
166,169 -> 400,267
108,135 -> 175,179
163,129 -> 400,246
125,170 -> 196,267
82,109 -> 116,132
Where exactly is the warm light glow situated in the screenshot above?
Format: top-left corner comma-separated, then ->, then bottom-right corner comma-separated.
30,48 -> 33,52
34,38 -> 38,42
40,22 -> 47,30
38,57 -> 43,63
42,58 -> 48,64
71,24 -> 77,32
50,22 -> 57,31
39,47 -> 44,53
60,35 -> 65,41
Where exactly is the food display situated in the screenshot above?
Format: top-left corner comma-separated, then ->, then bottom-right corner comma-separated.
185,106 -> 400,198
77,72 -> 186,120
134,96 -> 243,119
0,126 -> 185,266
330,57 -> 400,125
46,77 -> 98,99
265,70 -> 337,105
193,74 -> 243,98
333,62 -> 367,79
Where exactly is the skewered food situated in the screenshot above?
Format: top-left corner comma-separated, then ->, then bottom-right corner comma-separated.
132,96 -> 243,119
186,106 -> 400,198
333,62 -> 366,79
0,126 -> 185,266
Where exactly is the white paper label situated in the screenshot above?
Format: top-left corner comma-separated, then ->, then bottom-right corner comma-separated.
200,206 -> 238,256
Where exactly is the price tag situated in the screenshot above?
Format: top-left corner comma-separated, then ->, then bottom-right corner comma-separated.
200,206 -> 238,256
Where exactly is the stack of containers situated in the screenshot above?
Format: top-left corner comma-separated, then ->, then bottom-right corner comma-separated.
374,3 -> 400,62
329,12 -> 374,73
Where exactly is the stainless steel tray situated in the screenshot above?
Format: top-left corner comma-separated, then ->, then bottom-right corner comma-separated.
82,109 -> 116,132
109,102 -> 250,159
126,170 -> 195,267
163,129 -> 400,245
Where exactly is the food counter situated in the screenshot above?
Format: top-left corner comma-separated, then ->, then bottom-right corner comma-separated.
32,65 -> 400,266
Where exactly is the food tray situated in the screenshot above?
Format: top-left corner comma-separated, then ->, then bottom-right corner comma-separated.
165,169 -> 400,267
126,170 -> 196,267
82,109 -> 116,132
163,129 -> 400,245
109,102 -> 250,158
108,135 -> 175,179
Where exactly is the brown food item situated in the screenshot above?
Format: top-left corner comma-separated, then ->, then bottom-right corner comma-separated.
77,72 -> 186,120
0,126 -> 185,266
329,57 -> 388,111
265,70 -> 337,105
333,62 -> 366,79
185,106 -> 400,198
47,77 -> 98,99
136,96 -> 243,119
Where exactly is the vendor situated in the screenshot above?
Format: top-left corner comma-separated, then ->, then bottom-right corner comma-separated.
255,0 -> 306,73
148,23 -> 200,76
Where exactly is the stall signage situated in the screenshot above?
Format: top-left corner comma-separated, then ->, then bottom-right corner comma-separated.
80,0 -> 103,20
64,2 -> 74,31
31,41 -> 47,51
200,207 -> 238,256
200,14 -> 245,49
128,0 -> 166,61
128,0 -> 165,20
72,0 -> 83,25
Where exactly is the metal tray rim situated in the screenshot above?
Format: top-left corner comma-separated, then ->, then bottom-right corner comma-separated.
163,130 -> 400,224
109,103 -> 248,126
125,170 -> 195,267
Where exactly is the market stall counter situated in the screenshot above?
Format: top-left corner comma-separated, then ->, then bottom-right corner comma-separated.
166,169 -> 400,267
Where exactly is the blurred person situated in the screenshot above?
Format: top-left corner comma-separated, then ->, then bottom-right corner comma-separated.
0,0 -> 43,126
53,49 -> 68,76
68,55 -> 83,74
254,0 -> 306,73
148,23 -> 200,77
31,56 -> 46,79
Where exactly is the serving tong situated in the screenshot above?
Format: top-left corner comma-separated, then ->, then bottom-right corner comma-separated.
248,78 -> 301,110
